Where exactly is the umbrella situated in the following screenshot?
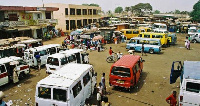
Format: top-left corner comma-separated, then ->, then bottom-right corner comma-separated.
93,35 -> 103,41
80,35 -> 90,39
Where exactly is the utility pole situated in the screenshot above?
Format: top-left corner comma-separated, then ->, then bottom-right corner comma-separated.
42,0 -> 44,7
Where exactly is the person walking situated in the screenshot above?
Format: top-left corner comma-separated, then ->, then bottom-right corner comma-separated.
35,53 -> 41,71
141,43 -> 146,56
97,82 -> 103,106
101,73 -> 106,95
166,91 -> 177,106
109,47 -> 114,60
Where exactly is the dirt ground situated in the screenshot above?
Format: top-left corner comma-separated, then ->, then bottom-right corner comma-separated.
1,33 -> 200,106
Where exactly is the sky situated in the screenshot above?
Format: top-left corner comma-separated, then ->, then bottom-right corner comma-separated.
0,0 -> 199,13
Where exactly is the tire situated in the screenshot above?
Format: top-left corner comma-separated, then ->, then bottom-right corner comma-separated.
130,47 -> 135,50
106,57 -> 113,63
19,72 -> 25,80
149,49 -> 154,54
192,39 -> 197,43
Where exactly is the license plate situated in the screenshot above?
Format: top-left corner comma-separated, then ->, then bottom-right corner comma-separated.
50,68 -> 56,70
117,80 -> 124,84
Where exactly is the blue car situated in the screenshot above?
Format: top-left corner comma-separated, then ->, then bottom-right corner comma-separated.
126,37 -> 161,54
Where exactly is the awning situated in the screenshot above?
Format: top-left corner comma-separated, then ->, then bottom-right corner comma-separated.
29,26 -> 41,30
17,27 -> 31,31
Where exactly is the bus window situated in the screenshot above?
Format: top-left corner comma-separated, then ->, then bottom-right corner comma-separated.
38,87 -> 51,99
40,50 -> 47,56
144,34 -> 150,38
129,39 -> 136,43
83,72 -> 90,86
147,29 -> 151,32
133,31 -> 139,34
61,57 -> 68,65
111,66 -> 131,77
138,34 -> 142,37
53,88 -> 67,102
126,31 -> 132,34
72,81 -> 82,98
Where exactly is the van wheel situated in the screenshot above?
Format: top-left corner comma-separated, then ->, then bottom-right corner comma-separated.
192,39 -> 197,43
19,72 -> 25,80
149,49 -> 154,54
130,47 -> 135,50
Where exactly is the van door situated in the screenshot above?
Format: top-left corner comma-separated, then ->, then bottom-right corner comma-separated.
36,86 -> 52,106
0,64 -> 9,86
51,88 -> 68,106
40,50 -> 48,65
71,81 -> 83,106
135,63 -> 140,83
170,61 -> 182,84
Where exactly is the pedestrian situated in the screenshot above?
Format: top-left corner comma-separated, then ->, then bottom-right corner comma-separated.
97,41 -> 101,52
97,82 -> 102,106
0,91 -> 6,106
35,53 -> 41,71
141,43 -> 146,56
121,33 -> 125,43
166,91 -> 177,106
13,65 -> 19,83
101,73 -> 106,95
186,40 -> 190,50
109,47 -> 114,60
114,37 -> 117,44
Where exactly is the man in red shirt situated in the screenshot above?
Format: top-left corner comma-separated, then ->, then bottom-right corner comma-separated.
166,91 -> 177,106
109,47 -> 114,55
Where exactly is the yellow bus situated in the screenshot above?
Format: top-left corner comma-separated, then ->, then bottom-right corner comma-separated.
138,32 -> 168,46
121,29 -> 141,39
139,27 -> 151,32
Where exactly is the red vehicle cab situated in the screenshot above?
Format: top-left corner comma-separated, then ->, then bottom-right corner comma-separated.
109,55 -> 144,91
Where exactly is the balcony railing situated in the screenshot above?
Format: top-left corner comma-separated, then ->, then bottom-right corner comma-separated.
0,19 -> 58,27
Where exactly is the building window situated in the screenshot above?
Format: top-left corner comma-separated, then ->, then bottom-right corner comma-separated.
88,9 -> 92,15
45,12 -> 51,19
77,20 -> 82,28
93,9 -> 97,15
70,20 -> 76,30
65,8 -> 68,15
70,8 -> 75,15
8,14 -> 18,21
83,19 -> 87,27
66,20 -> 69,30
82,9 -> 87,15
76,9 -> 81,15
93,19 -> 97,23
88,19 -> 92,24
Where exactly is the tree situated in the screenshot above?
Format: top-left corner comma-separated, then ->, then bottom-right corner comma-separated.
131,3 -> 152,16
89,3 -> 99,7
82,3 -> 99,7
125,7 -> 131,12
190,0 -> 200,22
153,10 -> 160,14
114,6 -> 123,13
107,10 -> 114,17
174,9 -> 181,14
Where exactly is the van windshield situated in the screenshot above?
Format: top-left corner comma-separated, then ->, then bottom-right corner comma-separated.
68,55 -> 76,62
111,66 -> 131,77
47,57 -> 59,66
186,82 -> 200,93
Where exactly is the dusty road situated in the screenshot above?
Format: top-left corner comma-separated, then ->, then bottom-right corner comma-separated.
1,33 -> 200,106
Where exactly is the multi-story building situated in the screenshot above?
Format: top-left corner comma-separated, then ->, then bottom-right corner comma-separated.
0,6 -> 59,39
45,3 -> 101,33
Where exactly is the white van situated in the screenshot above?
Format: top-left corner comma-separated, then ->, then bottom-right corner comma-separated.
24,44 -> 60,67
0,56 -> 30,86
35,63 -> 97,106
179,61 -> 200,106
46,49 -> 89,73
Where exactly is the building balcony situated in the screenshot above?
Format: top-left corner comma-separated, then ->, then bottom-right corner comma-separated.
0,19 -> 58,27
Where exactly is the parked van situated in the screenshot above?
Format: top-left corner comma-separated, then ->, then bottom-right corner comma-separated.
139,32 -> 168,46
46,49 -> 89,73
18,39 -> 43,48
23,44 -> 60,67
121,29 -> 141,39
0,56 -> 30,86
139,27 -> 151,32
188,26 -> 197,35
152,23 -> 167,32
126,37 -> 161,54
170,61 -> 200,106
109,55 -> 144,91
35,63 -> 97,106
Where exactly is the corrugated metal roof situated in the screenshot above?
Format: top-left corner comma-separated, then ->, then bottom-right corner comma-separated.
37,63 -> 92,88
112,55 -> 140,68
184,61 -> 200,79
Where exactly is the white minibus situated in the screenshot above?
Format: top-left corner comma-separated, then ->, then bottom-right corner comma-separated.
35,63 -> 97,106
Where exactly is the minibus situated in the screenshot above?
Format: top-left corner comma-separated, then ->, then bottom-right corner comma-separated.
35,63 -> 97,106
46,49 -> 89,73
121,29 -> 141,39
139,32 -> 168,47
0,56 -> 30,86
126,37 -> 161,54
23,44 -> 60,67
109,55 -> 144,91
